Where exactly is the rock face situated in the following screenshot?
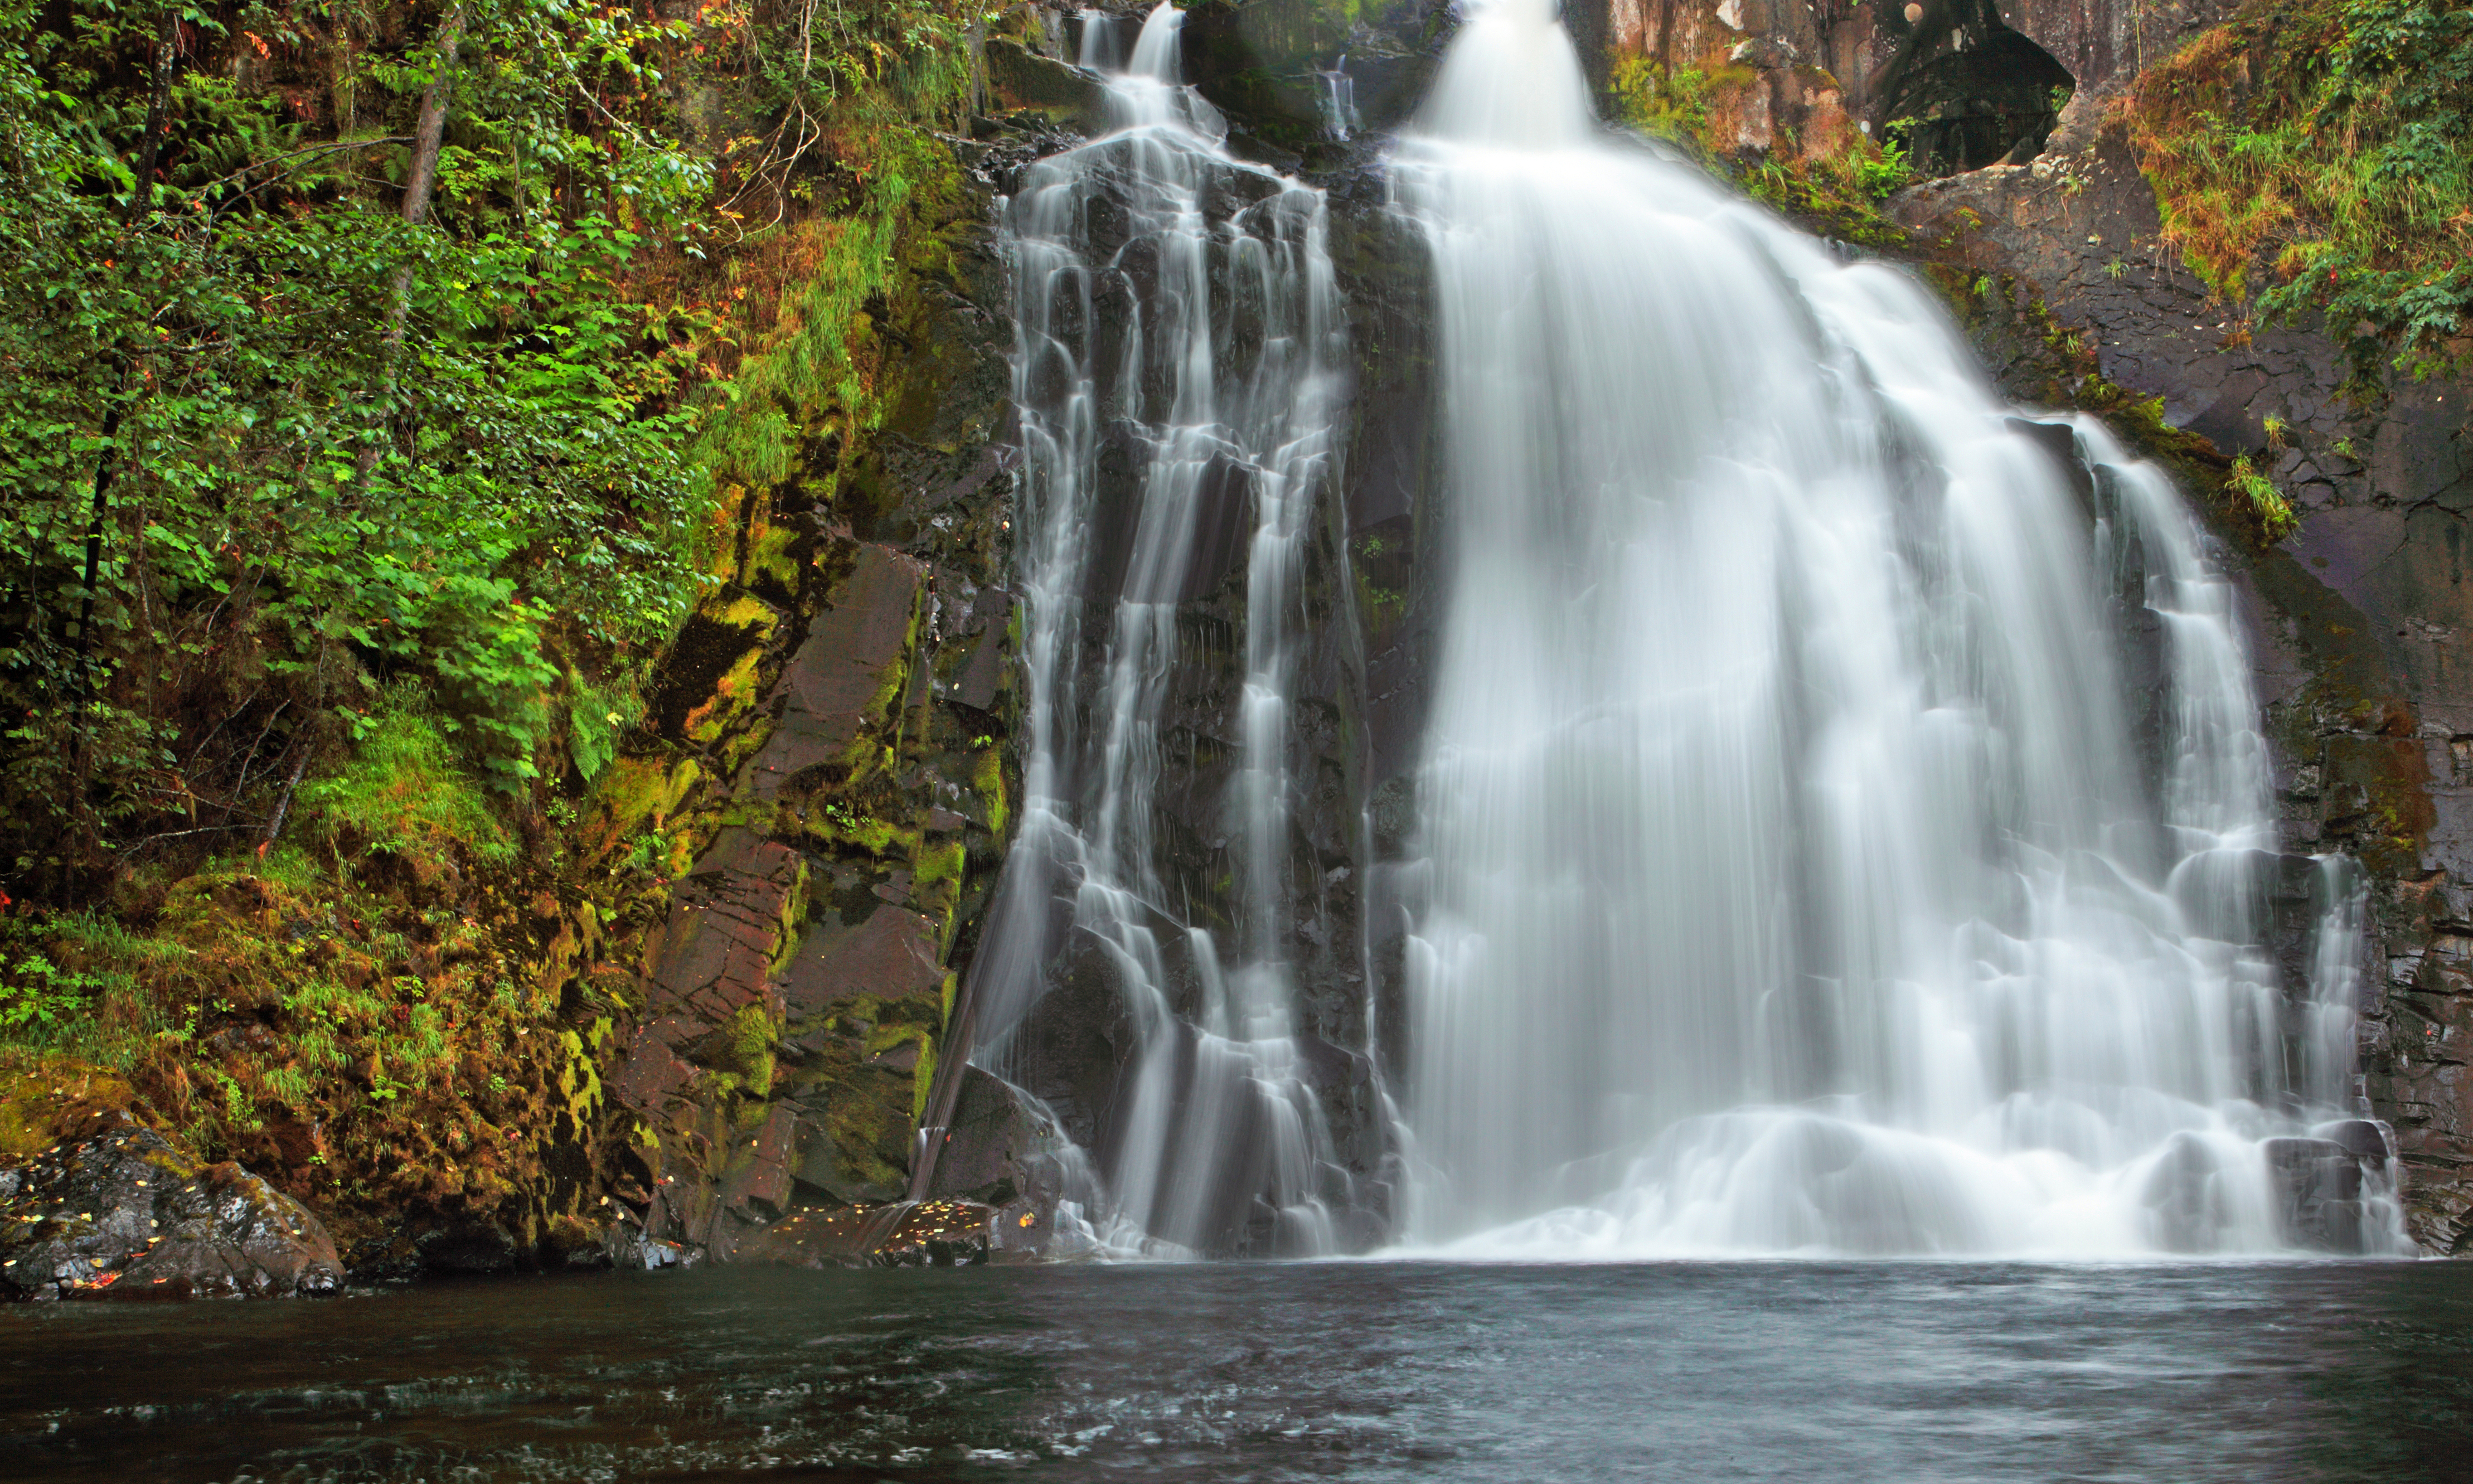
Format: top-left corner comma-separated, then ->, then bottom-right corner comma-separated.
0,1119 -> 343,1300
2266,1122 -> 2399,1252
586,124 -> 1033,1265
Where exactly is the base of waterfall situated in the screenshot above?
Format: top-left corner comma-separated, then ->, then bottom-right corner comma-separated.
1386,1105 -> 2414,1260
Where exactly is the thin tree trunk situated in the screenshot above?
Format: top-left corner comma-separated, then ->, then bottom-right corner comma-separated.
382,3 -> 467,356
71,7 -> 178,663
256,746 -> 311,858
124,10 -> 178,228
60,7 -> 181,869
358,4 -> 467,487
67,399 -> 123,667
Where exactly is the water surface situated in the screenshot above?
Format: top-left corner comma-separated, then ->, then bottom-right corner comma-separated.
4,1260 -> 2471,1481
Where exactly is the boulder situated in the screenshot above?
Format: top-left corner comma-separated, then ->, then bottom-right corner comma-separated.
0,1118 -> 343,1301
2265,1136 -> 2370,1252
986,38 -> 1108,133
734,1199 -> 997,1268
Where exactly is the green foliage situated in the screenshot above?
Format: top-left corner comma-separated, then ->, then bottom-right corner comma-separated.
1609,56 -> 1717,144
1608,55 -> 1914,249
2227,454 -> 2301,541
2124,0 -> 2473,377
0,0 -> 730,892
0,952 -> 105,1036
1852,135 -> 1914,201
300,696 -> 513,864
565,671 -> 642,784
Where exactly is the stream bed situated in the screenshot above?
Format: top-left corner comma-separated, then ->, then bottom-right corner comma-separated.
3,1259 -> 2470,1481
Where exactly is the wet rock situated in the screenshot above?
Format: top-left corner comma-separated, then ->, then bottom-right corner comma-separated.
2265,1136 -> 2370,1252
735,1199 -> 996,1269
2319,1118 -> 2398,1166
1182,0 -> 1444,149
0,1119 -> 342,1301
740,544 -> 927,799
924,1067 -> 1090,1261
600,1211 -> 694,1271
986,38 -> 1108,133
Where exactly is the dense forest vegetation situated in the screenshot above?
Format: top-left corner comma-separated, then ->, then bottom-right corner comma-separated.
0,0 -> 982,1246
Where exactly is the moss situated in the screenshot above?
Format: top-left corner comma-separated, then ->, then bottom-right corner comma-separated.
0,1054 -> 137,1160
806,803 -> 917,857
746,511 -> 803,593
910,836 -> 968,950
720,1001 -> 778,1101
585,756 -> 702,865
1608,55 -> 1916,251
769,858 -> 812,982
302,704 -> 514,867
910,1032 -> 936,1124
971,746 -> 1008,837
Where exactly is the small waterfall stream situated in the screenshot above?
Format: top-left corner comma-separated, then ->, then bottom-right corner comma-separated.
1387,0 -> 2406,1255
962,3 -> 1352,1255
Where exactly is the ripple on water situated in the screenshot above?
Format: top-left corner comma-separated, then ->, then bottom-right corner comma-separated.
0,1263 -> 2470,1481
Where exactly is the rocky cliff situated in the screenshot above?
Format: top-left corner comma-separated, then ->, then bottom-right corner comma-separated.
14,0 -> 2463,1276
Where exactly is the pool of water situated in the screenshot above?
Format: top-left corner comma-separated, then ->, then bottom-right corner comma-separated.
3,1259 -> 2470,1481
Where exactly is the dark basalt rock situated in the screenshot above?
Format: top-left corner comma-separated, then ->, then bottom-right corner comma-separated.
740,544 -> 927,799
0,1119 -> 343,1301
2265,1134 -> 2378,1252
928,1066 -> 1078,1209
735,1199 -> 998,1268
986,37 -> 1109,134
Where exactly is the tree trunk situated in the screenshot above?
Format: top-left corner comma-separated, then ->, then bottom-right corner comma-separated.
69,5 -> 177,675
123,10 -> 179,228
382,3 -> 468,356
361,3 -> 468,484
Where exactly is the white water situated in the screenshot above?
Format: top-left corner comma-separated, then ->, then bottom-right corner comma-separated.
1386,0 -> 2407,1257
968,4 -> 1350,1255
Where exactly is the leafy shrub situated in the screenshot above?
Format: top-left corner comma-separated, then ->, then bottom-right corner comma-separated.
0,953 -> 104,1037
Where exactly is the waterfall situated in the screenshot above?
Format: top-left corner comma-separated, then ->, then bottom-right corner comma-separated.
1385,0 -> 2409,1255
961,3 -> 1352,1255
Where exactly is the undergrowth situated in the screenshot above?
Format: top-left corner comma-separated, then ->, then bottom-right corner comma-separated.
1609,55 -> 1917,250
2122,0 -> 2473,379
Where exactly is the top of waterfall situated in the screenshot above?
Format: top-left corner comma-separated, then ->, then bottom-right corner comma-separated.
1093,2 -> 1228,139
1127,2 -> 1183,83
1074,7 -> 1123,71
1414,0 -> 1596,149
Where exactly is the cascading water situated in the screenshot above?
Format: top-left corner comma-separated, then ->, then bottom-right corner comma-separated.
958,3 -> 1352,1255
1385,0 -> 2408,1256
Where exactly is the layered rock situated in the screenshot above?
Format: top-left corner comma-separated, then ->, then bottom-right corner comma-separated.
580,126 -> 1035,1266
